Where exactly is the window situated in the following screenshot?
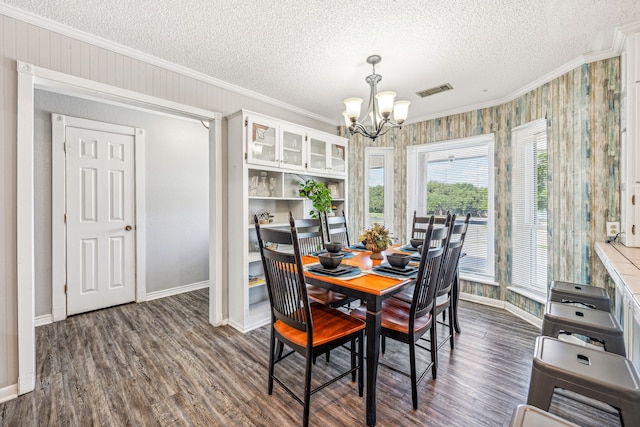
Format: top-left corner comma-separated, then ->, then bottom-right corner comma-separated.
364,147 -> 394,230
511,119 -> 548,295
407,135 -> 495,280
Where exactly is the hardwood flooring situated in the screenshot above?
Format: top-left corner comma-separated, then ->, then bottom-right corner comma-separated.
0,290 -> 621,426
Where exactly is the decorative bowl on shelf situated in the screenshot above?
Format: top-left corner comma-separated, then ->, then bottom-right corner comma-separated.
410,238 -> 423,248
324,241 -> 343,253
256,209 -> 273,224
386,253 -> 411,268
318,253 -> 344,269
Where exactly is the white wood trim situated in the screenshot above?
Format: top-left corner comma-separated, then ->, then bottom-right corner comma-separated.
17,63 -> 36,396
145,281 -> 209,301
17,61 -> 223,396
51,115 -> 67,322
134,129 -> 147,303
506,302 -> 544,329
0,384 -> 18,404
507,285 -> 548,305
209,117 -> 224,326
35,314 -> 53,327
460,292 -> 505,308
0,3 -> 332,125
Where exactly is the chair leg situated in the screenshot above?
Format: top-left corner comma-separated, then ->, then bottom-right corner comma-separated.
268,331 -> 276,395
409,341 -> 418,410
453,270 -> 462,333
358,332 -> 364,397
276,340 -> 284,360
303,351 -> 313,427
351,337 -> 356,382
448,306 -> 455,349
430,321 -> 438,380
381,335 -> 386,354
326,351 -> 331,363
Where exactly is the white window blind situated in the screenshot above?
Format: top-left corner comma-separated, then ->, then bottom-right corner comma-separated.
409,135 -> 495,280
512,120 -> 548,295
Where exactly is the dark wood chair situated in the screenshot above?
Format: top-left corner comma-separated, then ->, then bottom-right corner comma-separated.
351,217 -> 448,409
433,213 -> 470,349
293,215 -> 354,309
255,214 -> 365,427
324,211 -> 350,246
410,210 -> 432,240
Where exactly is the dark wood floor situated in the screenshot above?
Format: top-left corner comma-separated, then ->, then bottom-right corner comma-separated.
0,290 -> 621,426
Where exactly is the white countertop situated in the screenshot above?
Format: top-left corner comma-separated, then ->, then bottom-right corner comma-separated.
595,242 -> 640,321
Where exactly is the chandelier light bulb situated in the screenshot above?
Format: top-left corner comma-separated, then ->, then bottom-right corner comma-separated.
375,91 -> 396,118
344,98 -> 363,122
393,100 -> 410,124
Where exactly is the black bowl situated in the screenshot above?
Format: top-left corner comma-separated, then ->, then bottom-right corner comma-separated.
324,241 -> 343,253
410,238 -> 423,248
386,253 -> 411,268
318,253 -> 344,269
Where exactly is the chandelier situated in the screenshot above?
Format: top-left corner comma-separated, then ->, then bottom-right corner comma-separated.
343,55 -> 410,140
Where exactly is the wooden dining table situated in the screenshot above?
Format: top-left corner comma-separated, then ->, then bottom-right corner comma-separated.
302,247 -> 415,426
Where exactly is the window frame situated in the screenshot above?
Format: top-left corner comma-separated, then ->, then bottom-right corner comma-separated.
511,118 -> 548,297
407,134 -> 495,281
364,147 -> 395,231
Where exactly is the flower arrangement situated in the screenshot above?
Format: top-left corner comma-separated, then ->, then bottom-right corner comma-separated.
358,223 -> 392,251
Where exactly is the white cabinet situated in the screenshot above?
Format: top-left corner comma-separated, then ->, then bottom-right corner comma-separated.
306,131 -> 347,176
227,110 -> 348,333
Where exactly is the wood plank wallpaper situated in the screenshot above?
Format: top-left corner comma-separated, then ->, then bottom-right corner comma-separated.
0,13 -> 336,389
343,58 -> 621,319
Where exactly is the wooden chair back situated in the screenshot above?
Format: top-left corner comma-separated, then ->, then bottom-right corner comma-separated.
324,211 -> 350,246
293,217 -> 325,255
254,214 -> 311,336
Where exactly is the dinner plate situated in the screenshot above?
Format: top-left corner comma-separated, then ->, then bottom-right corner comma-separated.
307,264 -> 359,276
399,244 -> 419,252
375,264 -> 418,275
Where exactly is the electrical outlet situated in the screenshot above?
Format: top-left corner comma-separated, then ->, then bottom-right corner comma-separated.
606,221 -> 620,237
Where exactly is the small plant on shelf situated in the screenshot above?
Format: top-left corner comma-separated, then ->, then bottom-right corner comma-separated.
298,179 -> 332,219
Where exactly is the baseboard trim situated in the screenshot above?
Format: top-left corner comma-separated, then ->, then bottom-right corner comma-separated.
460,292 -> 505,308
146,281 -> 209,301
35,314 -> 53,327
0,384 -> 18,403
505,302 -> 543,329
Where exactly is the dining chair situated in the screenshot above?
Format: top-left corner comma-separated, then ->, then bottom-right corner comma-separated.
432,213 -> 470,351
293,215 -> 355,309
324,211 -> 350,246
254,214 -> 365,427
410,210 -> 432,240
351,217 -> 448,409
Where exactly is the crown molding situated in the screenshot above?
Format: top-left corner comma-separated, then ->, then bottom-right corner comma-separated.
2,4 -> 638,128
0,3 -> 337,126
406,27 -> 629,125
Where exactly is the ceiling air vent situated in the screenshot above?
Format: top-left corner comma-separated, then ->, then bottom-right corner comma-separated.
416,83 -> 453,98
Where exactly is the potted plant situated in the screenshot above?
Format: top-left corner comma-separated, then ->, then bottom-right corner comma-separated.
359,223 -> 392,260
298,179 -> 332,219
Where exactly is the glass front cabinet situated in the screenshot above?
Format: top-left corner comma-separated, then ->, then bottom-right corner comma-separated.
227,109 -> 349,333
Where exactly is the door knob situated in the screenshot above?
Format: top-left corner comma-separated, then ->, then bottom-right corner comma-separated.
125,225 -> 133,231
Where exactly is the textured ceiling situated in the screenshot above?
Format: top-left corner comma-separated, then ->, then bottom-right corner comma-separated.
3,0 -> 640,124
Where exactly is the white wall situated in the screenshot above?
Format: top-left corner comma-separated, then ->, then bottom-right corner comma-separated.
0,11 -> 337,392
34,90 -> 209,317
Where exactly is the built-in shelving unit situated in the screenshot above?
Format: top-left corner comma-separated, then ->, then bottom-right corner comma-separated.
227,109 -> 349,332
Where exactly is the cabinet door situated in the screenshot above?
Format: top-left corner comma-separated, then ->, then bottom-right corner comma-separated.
328,139 -> 347,175
246,115 -> 280,167
307,134 -> 329,173
280,124 -> 306,171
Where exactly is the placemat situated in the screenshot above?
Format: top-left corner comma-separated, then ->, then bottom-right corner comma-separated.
398,244 -> 419,253
311,250 -> 355,259
348,244 -> 370,252
306,264 -> 363,279
371,266 -> 418,279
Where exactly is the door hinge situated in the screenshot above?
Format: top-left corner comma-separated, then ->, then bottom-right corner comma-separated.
244,152 -> 247,160
244,118 -> 248,127
64,213 -> 67,223
305,135 -> 308,141
633,195 -> 636,205
633,225 -> 636,235
63,141 -> 67,152
64,284 -> 68,294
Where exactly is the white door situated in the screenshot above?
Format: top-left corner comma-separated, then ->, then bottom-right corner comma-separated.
66,125 -> 136,315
